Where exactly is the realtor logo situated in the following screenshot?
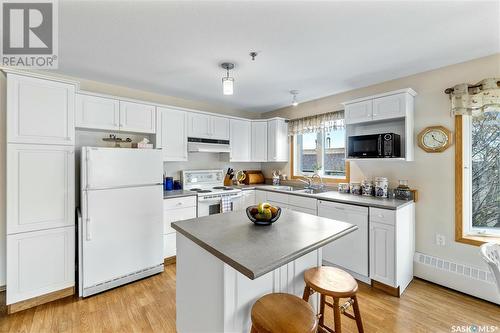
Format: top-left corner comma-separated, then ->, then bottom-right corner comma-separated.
1,0 -> 58,68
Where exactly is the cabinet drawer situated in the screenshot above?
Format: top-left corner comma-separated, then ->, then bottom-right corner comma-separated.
318,200 -> 368,215
268,201 -> 289,209
370,207 -> 396,226
288,195 -> 317,210
163,206 -> 197,234
266,191 -> 289,204
163,196 -> 197,210
289,206 -> 316,215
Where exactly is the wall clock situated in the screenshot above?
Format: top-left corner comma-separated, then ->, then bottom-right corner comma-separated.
417,126 -> 452,153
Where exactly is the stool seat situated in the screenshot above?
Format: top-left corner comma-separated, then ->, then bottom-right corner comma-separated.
251,293 -> 318,333
304,266 -> 358,298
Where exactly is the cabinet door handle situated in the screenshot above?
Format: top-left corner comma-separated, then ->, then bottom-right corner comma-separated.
176,202 -> 183,206
86,218 -> 92,241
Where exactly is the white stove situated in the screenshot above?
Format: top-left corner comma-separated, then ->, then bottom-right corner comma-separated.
182,170 -> 243,216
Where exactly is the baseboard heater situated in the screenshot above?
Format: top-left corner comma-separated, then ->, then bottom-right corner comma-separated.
81,264 -> 164,297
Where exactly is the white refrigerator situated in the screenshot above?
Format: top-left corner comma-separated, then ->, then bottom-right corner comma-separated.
79,147 -> 164,297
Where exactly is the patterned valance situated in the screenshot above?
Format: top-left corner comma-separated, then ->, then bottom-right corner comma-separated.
288,110 -> 344,136
446,78 -> 500,116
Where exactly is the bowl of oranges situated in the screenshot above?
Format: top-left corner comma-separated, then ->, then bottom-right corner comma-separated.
246,202 -> 281,225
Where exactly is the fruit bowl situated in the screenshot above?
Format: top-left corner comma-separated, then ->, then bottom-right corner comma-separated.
246,203 -> 281,226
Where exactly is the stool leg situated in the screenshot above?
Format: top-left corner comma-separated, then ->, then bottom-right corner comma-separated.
352,295 -> 364,333
333,298 -> 341,333
318,294 -> 326,329
303,286 -> 311,302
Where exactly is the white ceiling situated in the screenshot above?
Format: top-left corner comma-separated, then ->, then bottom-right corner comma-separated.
56,1 -> 500,113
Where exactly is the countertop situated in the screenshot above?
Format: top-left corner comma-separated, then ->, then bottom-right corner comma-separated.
171,209 -> 357,280
163,190 -> 197,199
235,184 -> 413,210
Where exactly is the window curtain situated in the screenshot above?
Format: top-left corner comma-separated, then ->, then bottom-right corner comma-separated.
288,110 -> 344,136
447,78 -> 500,116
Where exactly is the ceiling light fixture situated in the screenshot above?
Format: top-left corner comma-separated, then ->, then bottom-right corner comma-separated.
290,90 -> 299,107
221,63 -> 235,95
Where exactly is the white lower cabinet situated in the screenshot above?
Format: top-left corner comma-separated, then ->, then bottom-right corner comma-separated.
236,190 -> 256,211
6,226 -> 75,305
369,205 -> 415,295
369,221 -> 395,285
255,190 -> 267,204
163,196 -> 197,258
318,201 -> 369,278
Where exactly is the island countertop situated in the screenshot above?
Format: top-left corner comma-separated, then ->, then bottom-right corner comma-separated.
171,209 -> 357,280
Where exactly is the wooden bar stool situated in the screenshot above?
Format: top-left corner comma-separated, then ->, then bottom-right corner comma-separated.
251,293 -> 318,333
303,266 -> 364,333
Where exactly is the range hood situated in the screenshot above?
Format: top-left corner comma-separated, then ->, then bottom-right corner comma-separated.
187,137 -> 231,153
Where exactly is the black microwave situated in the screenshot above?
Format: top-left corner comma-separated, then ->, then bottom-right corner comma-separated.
347,133 -> 401,158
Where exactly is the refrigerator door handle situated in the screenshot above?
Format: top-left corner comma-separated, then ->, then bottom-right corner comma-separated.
86,218 -> 92,241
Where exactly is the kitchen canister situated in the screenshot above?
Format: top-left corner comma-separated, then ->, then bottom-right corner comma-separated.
374,177 -> 389,198
338,183 -> 350,193
350,182 -> 361,195
361,180 -> 373,196
394,179 -> 412,200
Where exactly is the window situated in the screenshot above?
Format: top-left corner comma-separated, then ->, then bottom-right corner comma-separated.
292,127 -> 348,181
458,113 -> 500,242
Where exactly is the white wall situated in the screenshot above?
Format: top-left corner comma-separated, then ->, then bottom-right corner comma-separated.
262,54 -> 500,300
0,73 -> 6,287
163,153 -> 261,182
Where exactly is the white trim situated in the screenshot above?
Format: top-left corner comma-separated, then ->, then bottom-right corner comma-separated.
1,68 -> 79,87
461,116 -> 500,236
78,90 -> 289,122
342,88 -> 417,105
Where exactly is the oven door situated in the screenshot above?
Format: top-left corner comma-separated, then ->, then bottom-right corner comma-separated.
197,197 -> 222,217
348,134 -> 382,158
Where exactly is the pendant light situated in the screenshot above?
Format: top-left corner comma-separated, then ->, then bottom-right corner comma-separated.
290,90 -> 299,106
221,63 -> 235,95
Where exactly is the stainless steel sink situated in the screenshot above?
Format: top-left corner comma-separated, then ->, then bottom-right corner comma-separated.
269,185 -> 295,191
293,188 -> 332,194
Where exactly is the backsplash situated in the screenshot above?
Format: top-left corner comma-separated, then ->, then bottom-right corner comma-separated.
163,152 -> 261,181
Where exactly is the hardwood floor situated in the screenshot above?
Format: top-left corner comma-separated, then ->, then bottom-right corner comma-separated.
1,264 -> 499,333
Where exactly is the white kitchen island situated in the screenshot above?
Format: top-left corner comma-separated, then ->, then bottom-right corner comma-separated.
172,209 -> 356,333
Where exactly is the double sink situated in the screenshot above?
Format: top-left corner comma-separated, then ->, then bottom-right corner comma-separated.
266,185 -> 333,195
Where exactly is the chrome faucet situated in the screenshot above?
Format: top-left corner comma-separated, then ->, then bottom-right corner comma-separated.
298,173 -> 324,190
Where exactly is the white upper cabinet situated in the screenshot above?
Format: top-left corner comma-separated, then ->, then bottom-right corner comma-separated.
211,116 -> 230,140
267,118 -> 288,162
188,113 -> 211,138
230,119 -> 251,162
188,112 -> 230,140
156,107 -> 188,161
7,74 -> 75,145
343,89 -> 416,125
76,94 -> 120,130
7,144 -> 75,234
344,100 -> 373,125
119,101 -> 156,133
251,121 -> 268,162
372,93 -> 408,121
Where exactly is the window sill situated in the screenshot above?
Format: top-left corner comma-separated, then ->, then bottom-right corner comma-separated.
456,234 -> 500,247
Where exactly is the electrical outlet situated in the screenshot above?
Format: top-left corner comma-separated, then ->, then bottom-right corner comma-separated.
436,234 -> 446,246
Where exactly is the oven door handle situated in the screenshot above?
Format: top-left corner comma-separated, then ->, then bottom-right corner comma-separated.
198,197 -> 222,203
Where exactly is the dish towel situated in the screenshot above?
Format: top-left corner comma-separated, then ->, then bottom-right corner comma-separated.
221,196 -> 232,213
